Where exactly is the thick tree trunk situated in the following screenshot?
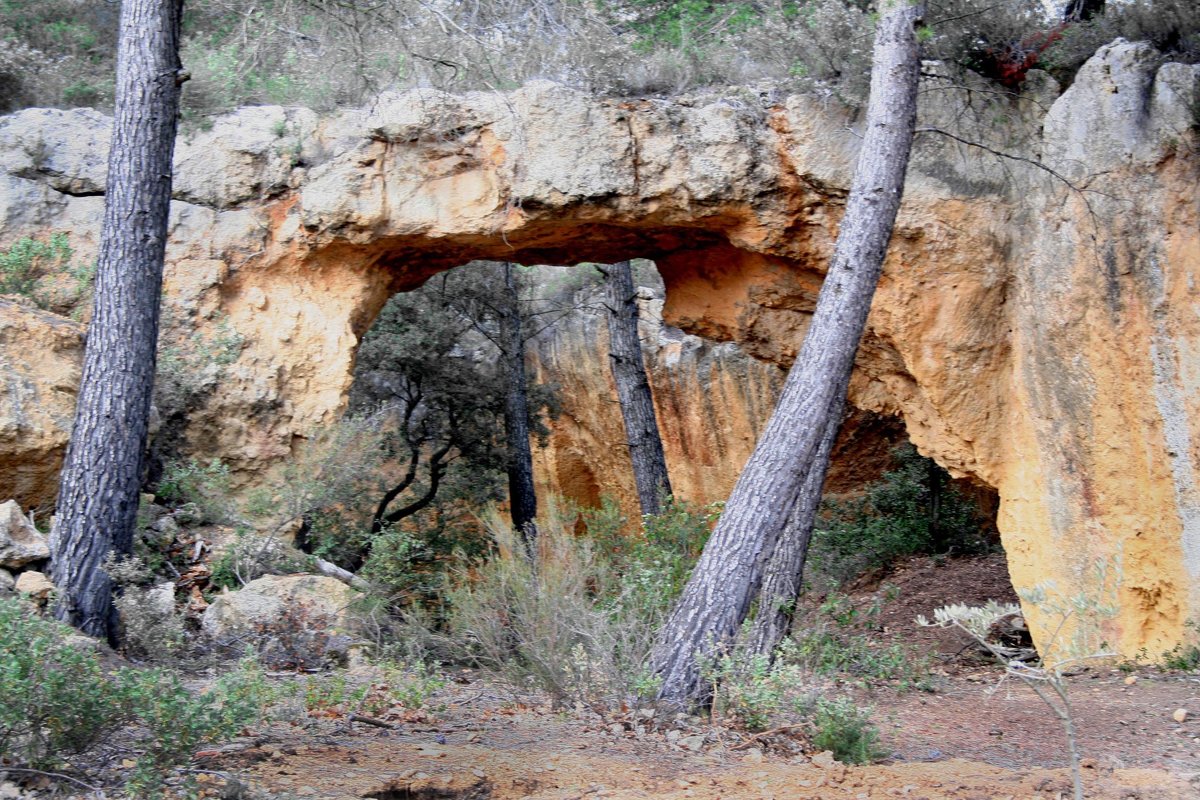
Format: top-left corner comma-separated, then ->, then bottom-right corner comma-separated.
747,405 -> 841,659
500,263 -> 538,545
649,0 -> 925,705
604,260 -> 672,517
49,0 -> 185,642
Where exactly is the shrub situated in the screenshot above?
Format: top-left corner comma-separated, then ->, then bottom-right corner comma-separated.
787,591 -> 930,689
209,527 -> 314,590
807,695 -> 883,765
104,554 -> 188,663
0,598 -> 125,767
1043,0 -> 1200,84
0,233 -> 92,314
810,444 -> 989,586
700,643 -> 809,732
419,502 -> 662,709
156,457 -> 235,525
0,598 -> 269,795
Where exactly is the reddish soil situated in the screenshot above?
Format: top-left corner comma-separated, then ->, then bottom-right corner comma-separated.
196,555 -> 1199,800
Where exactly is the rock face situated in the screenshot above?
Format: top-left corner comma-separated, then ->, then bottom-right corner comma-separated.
0,301 -> 83,511
0,499 -> 49,568
528,273 -> 905,516
0,41 -> 1197,658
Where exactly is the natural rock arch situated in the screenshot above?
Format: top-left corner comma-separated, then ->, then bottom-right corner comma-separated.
1,42 -> 1198,658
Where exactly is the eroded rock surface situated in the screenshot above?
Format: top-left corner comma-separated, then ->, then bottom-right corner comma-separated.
0,302 -> 82,511
0,41 -> 1197,657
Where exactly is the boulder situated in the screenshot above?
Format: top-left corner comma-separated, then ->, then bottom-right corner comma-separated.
146,582 -> 177,617
14,570 -> 54,601
201,573 -> 359,639
0,500 -> 49,568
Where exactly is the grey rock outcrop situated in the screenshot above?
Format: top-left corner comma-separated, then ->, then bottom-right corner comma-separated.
0,500 -> 49,568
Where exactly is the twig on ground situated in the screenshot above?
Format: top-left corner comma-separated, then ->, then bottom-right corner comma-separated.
1,767 -> 103,793
730,723 -> 807,751
349,712 -> 395,729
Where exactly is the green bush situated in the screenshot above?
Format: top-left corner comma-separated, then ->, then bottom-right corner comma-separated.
0,598 -> 270,795
807,695 -> 883,765
787,591 -> 930,689
0,233 -> 92,313
699,644 -> 808,732
810,444 -> 989,586
156,457 -> 235,525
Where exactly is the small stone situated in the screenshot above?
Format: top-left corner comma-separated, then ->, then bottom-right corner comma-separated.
471,769 -> 487,778
0,782 -> 21,799
609,723 -> 625,736
741,747 -> 765,764
1174,708 -> 1189,724
680,734 -> 706,752
811,750 -> 838,769
0,569 -> 13,595
412,772 -> 429,781
1124,675 -> 1138,685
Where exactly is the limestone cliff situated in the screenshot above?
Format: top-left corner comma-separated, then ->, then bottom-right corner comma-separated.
527,272 -> 904,516
0,41 -> 1197,658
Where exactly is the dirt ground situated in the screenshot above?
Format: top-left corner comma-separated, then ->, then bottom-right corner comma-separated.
199,555 -> 1200,800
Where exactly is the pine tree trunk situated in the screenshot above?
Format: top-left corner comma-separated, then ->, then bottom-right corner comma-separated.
49,0 -> 185,642
649,0 -> 925,705
500,263 -> 538,545
747,404 -> 841,659
604,260 -> 672,517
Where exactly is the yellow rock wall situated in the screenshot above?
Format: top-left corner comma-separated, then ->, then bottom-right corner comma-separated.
1,43 -> 1197,657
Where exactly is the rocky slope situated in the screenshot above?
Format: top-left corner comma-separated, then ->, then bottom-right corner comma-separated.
0,41 -> 1197,659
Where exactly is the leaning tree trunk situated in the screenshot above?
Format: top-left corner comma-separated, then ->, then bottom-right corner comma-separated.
747,404 -> 842,659
649,0 -> 925,705
49,0 -> 185,641
500,263 -> 538,546
604,260 -> 672,517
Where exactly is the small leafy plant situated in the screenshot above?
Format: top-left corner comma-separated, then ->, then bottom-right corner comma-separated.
0,598 -> 270,796
0,233 -> 93,312
807,695 -> 883,765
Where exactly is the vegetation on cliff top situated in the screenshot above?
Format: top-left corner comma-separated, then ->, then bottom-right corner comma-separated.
2,1 -> 1198,116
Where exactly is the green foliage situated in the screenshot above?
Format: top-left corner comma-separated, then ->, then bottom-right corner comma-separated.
0,598 -> 124,767
359,525 -> 430,600
585,495 -> 719,621
787,591 -> 930,689
700,644 -> 808,731
0,598 -> 269,795
301,660 -> 445,717
156,457 -> 234,525
1043,0 -> 1200,83
0,1 -> 117,111
209,527 -> 314,590
119,658 -> 271,796
410,503 -> 660,709
811,444 -> 989,586
807,695 -> 883,765
0,233 -> 92,313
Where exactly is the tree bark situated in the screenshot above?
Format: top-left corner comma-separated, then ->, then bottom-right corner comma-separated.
604,260 -> 672,517
649,0 -> 925,705
49,0 -> 185,642
747,404 -> 841,659
500,263 -> 538,545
